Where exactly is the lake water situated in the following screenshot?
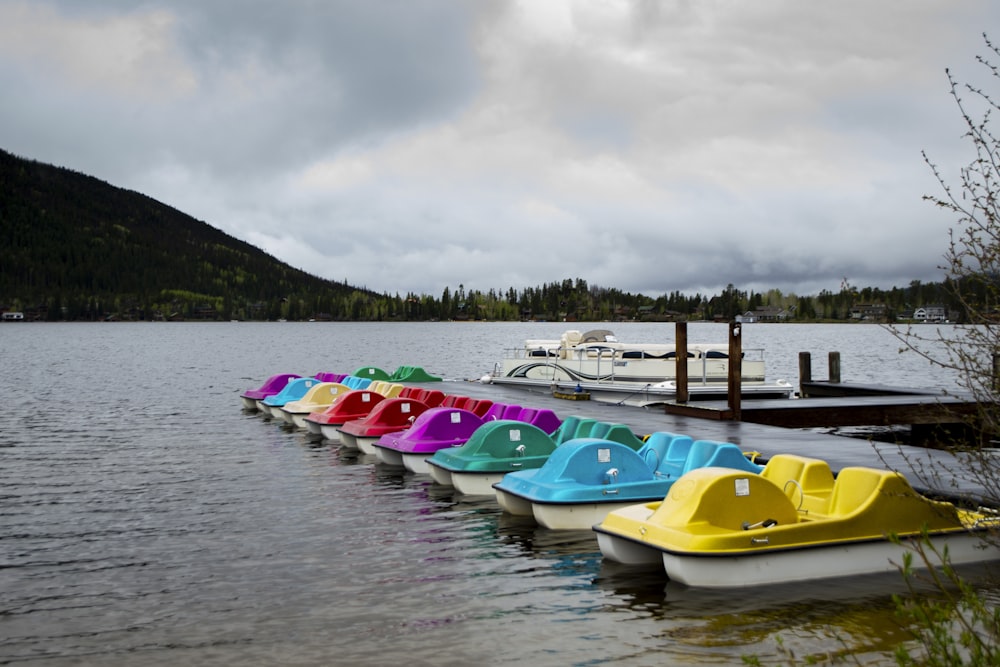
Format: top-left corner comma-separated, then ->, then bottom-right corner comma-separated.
0,321 -> 992,665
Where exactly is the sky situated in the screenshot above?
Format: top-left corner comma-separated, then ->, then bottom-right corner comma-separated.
1,1 -> 997,299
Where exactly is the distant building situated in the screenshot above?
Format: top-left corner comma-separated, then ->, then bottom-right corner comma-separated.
849,303 -> 888,322
738,306 -> 789,323
914,304 -> 948,322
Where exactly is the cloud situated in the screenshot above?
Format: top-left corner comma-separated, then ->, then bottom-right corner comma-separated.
0,0 -> 995,298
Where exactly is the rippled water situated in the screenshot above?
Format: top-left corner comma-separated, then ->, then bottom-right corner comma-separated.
0,321 -> 991,665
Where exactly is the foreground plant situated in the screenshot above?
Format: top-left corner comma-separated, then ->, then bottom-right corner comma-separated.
892,537 -> 1000,666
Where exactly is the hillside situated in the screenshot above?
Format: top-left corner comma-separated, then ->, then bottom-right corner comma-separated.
0,148 -> 371,321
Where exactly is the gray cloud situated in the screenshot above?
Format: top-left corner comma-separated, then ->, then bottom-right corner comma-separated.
0,0 -> 994,298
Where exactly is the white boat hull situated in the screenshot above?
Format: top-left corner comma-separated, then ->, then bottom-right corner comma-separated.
290,413 -> 311,429
356,436 -> 381,455
593,503 -> 661,565
532,501 -> 642,531
494,487 -> 534,516
451,472 -> 506,497
319,424 -> 343,442
241,397 -> 258,410
660,532 -> 996,587
277,408 -> 296,425
427,464 -> 453,486
401,453 -> 434,474
374,447 -> 404,467
337,431 -> 359,450
303,419 -> 324,436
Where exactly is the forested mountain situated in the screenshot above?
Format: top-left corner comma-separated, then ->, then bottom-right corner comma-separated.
0,148 -> 962,322
0,148 -> 373,321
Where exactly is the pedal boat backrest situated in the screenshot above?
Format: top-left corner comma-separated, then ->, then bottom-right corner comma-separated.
760,454 -> 835,515
822,466 -> 969,534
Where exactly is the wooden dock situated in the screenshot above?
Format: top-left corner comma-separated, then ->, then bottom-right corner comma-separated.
446,323 -> 994,505
452,378 -> 993,505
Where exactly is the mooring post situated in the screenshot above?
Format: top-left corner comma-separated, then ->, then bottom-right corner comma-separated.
828,351 -> 841,384
799,351 -> 812,398
675,321 -> 688,403
728,321 -> 742,420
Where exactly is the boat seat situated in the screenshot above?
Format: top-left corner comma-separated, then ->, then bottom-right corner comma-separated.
598,424 -> 647,451
681,440 -> 724,474
524,409 -> 561,434
501,404 -> 524,419
440,394 -> 465,408
826,467 -> 896,518
482,402 -> 507,420
550,415 -> 581,444
698,443 -> 762,474
663,435 -> 695,469
636,432 -> 680,471
552,416 -> 597,445
569,418 -> 599,441
382,383 -> 405,398
422,389 -> 446,407
464,399 -> 494,417
760,454 -> 836,515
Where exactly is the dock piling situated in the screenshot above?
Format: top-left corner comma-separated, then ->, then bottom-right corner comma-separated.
727,321 -> 742,420
799,352 -> 812,397
675,321 -> 689,403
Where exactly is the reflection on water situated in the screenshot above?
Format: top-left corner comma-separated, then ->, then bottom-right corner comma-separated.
0,322 -> 994,666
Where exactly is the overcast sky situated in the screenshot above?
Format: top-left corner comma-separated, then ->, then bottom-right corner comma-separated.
1,1 -> 996,298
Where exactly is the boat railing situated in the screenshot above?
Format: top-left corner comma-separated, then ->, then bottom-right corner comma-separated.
501,344 -> 767,385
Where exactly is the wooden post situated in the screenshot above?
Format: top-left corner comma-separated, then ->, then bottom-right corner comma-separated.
675,321 -> 688,403
828,351 -> 841,384
728,321 -> 742,420
799,352 -> 812,398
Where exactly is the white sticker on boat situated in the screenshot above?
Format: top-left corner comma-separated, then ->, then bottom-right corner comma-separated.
402,403 -> 411,413
735,478 -> 750,497
598,448 -> 611,463
363,393 -> 372,402
509,430 -> 521,442
451,411 -> 461,423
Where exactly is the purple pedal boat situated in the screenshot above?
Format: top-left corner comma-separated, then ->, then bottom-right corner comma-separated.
372,407 -> 486,473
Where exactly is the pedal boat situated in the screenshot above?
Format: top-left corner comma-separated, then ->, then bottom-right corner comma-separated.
287,379 -> 399,431
372,408 -> 485,472
492,419 -> 650,515
494,434 -> 762,530
593,454 -> 1000,587
278,378 -> 379,427
257,377 -> 326,419
240,373 -> 302,410
337,397 -> 438,453
426,420 -> 561,494
303,388 -> 388,440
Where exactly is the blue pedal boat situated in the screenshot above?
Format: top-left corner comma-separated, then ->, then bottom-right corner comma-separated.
493,433 -> 763,530
257,377 -> 325,419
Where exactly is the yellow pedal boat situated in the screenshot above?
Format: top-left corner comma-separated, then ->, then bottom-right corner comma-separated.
593,453 -> 1000,587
